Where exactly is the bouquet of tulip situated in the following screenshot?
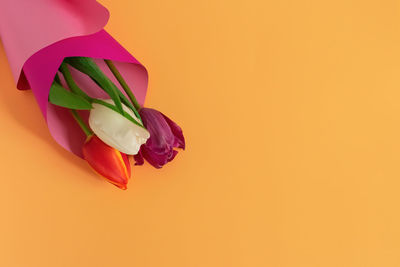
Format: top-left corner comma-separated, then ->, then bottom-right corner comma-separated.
48,57 -> 185,189
0,0 -> 185,189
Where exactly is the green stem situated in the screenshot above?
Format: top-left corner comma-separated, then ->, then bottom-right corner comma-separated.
104,59 -> 141,111
70,110 -> 92,137
92,99 -> 145,129
65,57 -> 124,114
65,57 -> 142,122
59,62 -> 91,101
58,64 -> 144,128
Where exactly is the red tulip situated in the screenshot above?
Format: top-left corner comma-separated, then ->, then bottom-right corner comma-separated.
82,135 -> 131,190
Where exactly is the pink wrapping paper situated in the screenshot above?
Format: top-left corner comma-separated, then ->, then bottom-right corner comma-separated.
0,0 -> 148,156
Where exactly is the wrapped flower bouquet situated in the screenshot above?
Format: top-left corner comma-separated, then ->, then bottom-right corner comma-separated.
0,0 -> 185,189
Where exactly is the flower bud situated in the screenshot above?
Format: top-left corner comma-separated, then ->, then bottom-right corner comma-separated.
134,108 -> 185,168
88,99 -> 150,155
83,135 -> 131,190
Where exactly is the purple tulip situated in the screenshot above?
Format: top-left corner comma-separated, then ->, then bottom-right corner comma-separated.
134,108 -> 185,168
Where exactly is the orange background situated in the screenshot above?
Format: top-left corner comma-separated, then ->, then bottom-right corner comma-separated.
1,0 -> 400,266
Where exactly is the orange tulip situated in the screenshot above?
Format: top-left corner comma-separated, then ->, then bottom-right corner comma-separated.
82,135 -> 131,190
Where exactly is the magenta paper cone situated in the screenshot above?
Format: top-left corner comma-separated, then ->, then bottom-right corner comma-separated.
0,0 -> 148,157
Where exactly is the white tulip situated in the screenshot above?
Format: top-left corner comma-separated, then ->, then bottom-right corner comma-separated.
88,99 -> 150,155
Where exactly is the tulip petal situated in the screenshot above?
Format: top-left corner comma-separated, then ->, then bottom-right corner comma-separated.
140,108 -> 175,152
141,148 -> 167,168
134,150 -> 144,166
89,99 -> 150,155
141,146 -> 178,169
82,135 -> 130,189
137,108 -> 185,168
161,113 -> 185,150
121,153 -> 131,175
168,150 -> 178,162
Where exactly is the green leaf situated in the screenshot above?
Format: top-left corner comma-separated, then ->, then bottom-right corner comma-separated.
59,62 -> 92,102
65,57 -> 124,114
87,75 -> 142,123
92,99 -> 145,129
104,59 -> 143,122
117,90 -> 142,123
49,82 -> 92,110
